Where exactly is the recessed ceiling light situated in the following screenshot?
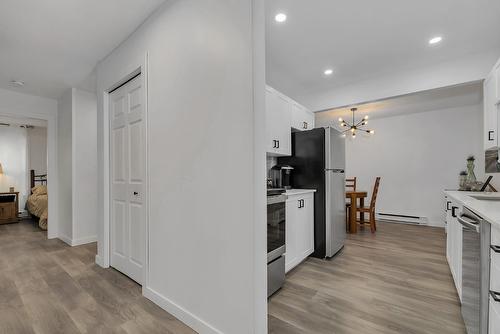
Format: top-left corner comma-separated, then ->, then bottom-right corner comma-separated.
9,80 -> 25,88
429,36 -> 442,45
324,69 -> 333,76
275,13 -> 287,23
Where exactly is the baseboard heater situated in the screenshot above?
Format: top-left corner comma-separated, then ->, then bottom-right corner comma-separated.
376,212 -> 428,225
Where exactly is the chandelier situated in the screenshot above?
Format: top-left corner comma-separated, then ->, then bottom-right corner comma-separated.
338,108 -> 374,138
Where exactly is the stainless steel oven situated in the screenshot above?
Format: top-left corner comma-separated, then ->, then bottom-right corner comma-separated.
267,190 -> 286,297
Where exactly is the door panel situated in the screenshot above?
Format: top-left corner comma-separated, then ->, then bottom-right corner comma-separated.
110,75 -> 145,284
129,203 -> 144,265
112,200 -> 126,257
129,121 -> 143,182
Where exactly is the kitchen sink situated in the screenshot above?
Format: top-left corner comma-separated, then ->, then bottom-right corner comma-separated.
469,195 -> 500,201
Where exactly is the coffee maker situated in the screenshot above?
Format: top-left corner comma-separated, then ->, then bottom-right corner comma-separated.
270,165 -> 294,189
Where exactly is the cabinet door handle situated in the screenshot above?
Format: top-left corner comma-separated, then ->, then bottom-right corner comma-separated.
303,122 -> 308,129
491,245 -> 500,253
489,131 -> 495,141
451,206 -> 458,218
446,201 -> 451,211
272,140 -> 277,148
276,140 -> 280,149
298,200 -> 301,208
491,290 -> 500,302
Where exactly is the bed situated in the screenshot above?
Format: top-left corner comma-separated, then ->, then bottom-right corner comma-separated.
26,170 -> 48,230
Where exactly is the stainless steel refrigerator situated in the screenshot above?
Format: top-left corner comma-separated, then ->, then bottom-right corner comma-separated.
278,127 -> 346,258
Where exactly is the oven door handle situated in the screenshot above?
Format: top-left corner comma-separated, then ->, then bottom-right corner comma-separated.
457,215 -> 480,232
267,195 -> 287,205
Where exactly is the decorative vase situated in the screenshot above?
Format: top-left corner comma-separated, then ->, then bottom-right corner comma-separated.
464,159 -> 477,191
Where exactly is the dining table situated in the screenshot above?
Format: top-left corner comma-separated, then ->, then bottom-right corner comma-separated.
345,191 -> 368,233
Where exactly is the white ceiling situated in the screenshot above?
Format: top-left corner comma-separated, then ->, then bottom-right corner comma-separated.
266,0 -> 500,107
316,81 -> 483,124
0,0 -> 166,99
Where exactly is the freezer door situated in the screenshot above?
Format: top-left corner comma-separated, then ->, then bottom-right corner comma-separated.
325,127 -> 346,170
325,169 -> 346,257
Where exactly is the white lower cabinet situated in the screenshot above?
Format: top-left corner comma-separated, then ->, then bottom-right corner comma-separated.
490,297 -> 500,334
490,224 -> 500,331
285,192 -> 314,273
445,198 -> 462,301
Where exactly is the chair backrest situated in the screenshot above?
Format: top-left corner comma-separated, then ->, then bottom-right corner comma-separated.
346,177 -> 357,191
370,177 -> 381,209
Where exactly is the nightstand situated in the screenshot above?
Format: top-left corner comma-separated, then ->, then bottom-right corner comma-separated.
0,192 -> 19,224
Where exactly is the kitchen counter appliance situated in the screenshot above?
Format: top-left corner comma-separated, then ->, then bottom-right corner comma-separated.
278,127 -> 346,258
267,189 -> 286,297
270,165 -> 294,190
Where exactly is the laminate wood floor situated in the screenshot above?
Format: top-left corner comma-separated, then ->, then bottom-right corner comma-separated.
0,220 -> 195,334
268,222 -> 467,334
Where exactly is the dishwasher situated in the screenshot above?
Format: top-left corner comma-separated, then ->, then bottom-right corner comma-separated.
458,207 -> 490,334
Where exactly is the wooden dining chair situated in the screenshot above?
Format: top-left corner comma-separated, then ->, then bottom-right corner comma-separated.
346,177 -> 357,191
345,177 -> 357,231
356,177 -> 381,233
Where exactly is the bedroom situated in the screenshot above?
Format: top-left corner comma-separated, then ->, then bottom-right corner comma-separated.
0,116 -> 48,230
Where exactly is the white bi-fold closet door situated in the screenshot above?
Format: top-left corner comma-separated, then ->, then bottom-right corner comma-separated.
109,74 -> 146,284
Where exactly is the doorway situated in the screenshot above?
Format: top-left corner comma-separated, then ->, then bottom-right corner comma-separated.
0,115 -> 53,237
109,74 -> 146,284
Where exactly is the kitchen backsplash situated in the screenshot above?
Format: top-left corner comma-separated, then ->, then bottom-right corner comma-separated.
267,156 -> 277,177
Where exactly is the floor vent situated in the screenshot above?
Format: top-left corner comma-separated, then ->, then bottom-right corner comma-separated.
376,212 -> 428,225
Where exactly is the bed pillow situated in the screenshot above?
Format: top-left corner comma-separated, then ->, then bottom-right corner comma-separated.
32,185 -> 47,195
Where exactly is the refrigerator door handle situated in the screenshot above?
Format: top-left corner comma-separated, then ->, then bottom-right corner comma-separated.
325,168 -> 344,173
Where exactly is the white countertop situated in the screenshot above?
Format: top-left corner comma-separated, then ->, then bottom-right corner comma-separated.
285,189 -> 317,196
445,191 -> 500,226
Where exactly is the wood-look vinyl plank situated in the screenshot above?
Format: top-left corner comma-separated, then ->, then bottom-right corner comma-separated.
0,220 -> 195,334
20,292 -> 82,334
0,306 -> 36,334
269,222 -> 467,334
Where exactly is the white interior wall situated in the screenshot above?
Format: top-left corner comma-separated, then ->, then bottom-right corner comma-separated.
27,126 -> 48,176
57,88 -> 98,246
95,0 -> 264,333
317,104 -> 484,226
72,88 -> 98,245
57,89 -> 73,241
0,87 -> 58,238
0,126 -> 28,209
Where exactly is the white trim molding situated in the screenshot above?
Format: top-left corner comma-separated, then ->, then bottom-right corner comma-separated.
143,287 -> 223,334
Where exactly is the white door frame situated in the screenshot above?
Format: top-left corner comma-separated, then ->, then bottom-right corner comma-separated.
99,53 -> 150,289
0,110 -> 58,239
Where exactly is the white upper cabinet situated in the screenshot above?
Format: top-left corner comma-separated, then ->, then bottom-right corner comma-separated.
291,102 -> 315,131
266,86 -> 291,156
485,73 -> 498,150
266,85 -> 314,156
484,57 -> 500,150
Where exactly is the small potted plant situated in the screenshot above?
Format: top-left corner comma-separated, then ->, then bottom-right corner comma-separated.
466,156 -> 477,183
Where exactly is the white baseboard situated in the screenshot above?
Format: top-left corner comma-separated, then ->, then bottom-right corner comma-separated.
71,235 -> 98,246
95,254 -> 105,268
143,286 -> 223,334
58,235 -> 97,247
58,234 -> 73,246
